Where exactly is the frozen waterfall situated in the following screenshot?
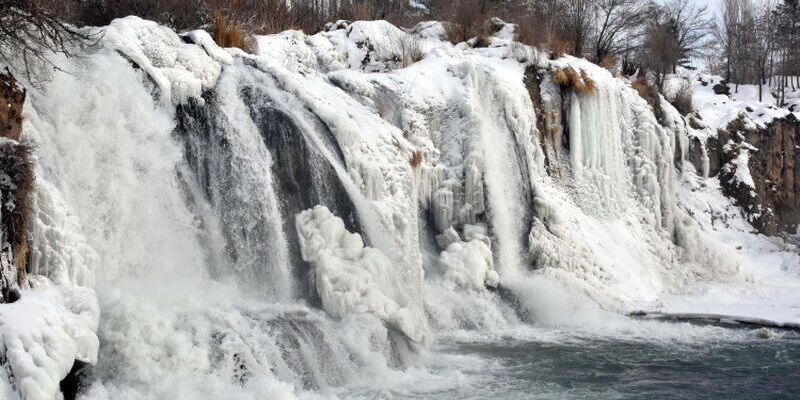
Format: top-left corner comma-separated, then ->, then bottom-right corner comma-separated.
1,17 -> 744,400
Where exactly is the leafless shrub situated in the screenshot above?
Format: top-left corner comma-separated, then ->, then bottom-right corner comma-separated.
75,0 -> 205,30
670,80 -> 694,114
631,76 -> 660,110
398,35 -> 423,67
513,14 -> 574,59
438,0 -> 487,44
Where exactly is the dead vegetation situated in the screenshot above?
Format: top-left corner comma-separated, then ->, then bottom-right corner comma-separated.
670,80 -> 694,115
599,56 -> 617,76
212,12 -> 253,52
631,76 -> 660,111
409,151 -> 422,168
508,8 -> 575,59
438,0 -> 493,46
398,35 -> 424,67
551,66 -> 596,94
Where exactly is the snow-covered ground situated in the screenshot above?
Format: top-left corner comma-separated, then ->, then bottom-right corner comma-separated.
638,170 -> 800,328
666,71 -> 800,138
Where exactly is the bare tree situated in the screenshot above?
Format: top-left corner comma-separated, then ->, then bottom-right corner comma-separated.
591,0 -> 647,61
662,0 -> 711,68
640,17 -> 682,89
752,0 -> 776,101
717,0 -> 743,83
559,0 -> 596,56
773,0 -> 800,104
0,0 -> 95,84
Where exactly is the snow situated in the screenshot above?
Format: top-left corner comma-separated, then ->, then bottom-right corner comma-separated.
638,172 -> 800,328
723,146 -> 756,190
685,72 -> 800,136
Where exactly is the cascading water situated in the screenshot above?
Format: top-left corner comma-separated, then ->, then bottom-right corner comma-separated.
2,16 -> 766,400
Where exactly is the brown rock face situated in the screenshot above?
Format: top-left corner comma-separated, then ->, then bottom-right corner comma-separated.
1,69 -> 26,141
0,70 -> 30,302
524,66 -> 565,177
691,115 -> 800,235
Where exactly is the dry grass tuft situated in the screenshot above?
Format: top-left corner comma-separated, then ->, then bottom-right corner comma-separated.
600,56 -> 616,75
399,35 -> 424,67
577,69 -> 595,94
631,76 -> 660,111
213,12 -> 253,53
551,67 -> 570,87
409,150 -> 422,168
473,31 -> 492,48
551,66 -> 595,94
670,81 -> 694,115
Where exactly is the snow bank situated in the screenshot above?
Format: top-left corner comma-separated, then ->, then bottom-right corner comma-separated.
296,206 -> 428,343
722,144 -> 757,190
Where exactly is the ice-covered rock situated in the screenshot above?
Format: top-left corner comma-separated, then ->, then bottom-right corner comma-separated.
102,16 -> 222,105
439,240 -> 498,290
462,223 -> 490,248
295,205 -> 428,343
435,226 -> 460,250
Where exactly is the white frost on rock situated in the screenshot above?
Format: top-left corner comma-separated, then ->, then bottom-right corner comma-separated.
183,29 -> 234,65
723,146 -> 756,190
439,240 -> 498,290
295,205 -> 428,343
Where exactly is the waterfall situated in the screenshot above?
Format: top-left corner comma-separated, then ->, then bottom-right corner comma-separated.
3,18 -> 743,400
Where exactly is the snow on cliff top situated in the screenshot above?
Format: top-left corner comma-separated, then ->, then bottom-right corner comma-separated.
670,72 -> 800,139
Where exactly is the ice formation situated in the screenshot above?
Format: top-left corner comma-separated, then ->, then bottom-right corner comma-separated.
0,15 -> 794,400
438,240 -> 498,290
296,205 -> 428,343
